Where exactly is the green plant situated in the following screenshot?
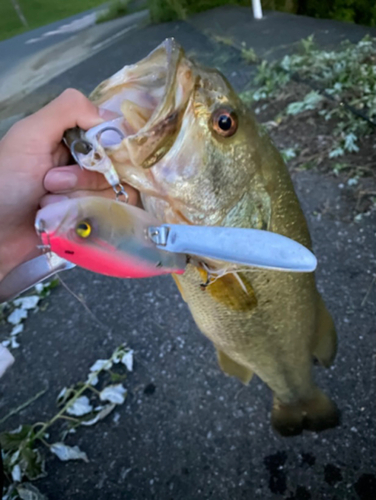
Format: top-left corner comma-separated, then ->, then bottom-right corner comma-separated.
281,147 -> 298,162
147,0 -> 249,23
297,0 -> 376,27
1,280 -> 59,350
1,344 -> 133,499
148,0 -> 185,22
253,35 -> 376,157
241,46 -> 258,64
96,0 -> 130,23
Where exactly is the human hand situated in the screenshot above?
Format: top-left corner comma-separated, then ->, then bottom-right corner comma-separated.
0,89 -> 138,280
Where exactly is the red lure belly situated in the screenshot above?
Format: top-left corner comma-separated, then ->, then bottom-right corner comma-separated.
42,233 -> 185,279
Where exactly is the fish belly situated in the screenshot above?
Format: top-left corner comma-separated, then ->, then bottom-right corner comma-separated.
175,264 -> 339,435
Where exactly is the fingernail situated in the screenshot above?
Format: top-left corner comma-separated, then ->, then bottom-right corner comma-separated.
47,171 -> 77,190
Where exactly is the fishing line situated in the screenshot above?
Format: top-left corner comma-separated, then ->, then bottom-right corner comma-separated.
57,274 -> 108,330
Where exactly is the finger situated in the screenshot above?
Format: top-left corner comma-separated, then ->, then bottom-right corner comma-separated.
68,187 -> 139,206
41,186 -> 139,207
44,165 -> 140,204
40,194 -> 69,208
17,89 -> 103,148
52,142 -> 71,167
44,165 -> 110,192
40,189 -> 116,207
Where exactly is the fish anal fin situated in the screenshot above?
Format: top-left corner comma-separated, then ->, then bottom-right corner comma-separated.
312,296 -> 337,368
216,349 -> 253,385
198,269 -> 257,312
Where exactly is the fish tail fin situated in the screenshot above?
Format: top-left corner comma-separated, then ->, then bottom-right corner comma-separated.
312,296 -> 337,368
271,388 -> 340,437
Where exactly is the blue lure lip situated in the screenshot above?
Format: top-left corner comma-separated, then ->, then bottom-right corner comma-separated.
150,225 -> 317,273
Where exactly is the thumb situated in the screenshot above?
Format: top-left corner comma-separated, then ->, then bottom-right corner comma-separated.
19,89 -> 103,148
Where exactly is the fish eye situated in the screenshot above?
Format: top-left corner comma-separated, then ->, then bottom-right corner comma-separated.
76,220 -> 92,238
212,108 -> 238,137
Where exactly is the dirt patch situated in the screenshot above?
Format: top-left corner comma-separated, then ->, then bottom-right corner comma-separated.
251,80 -> 376,223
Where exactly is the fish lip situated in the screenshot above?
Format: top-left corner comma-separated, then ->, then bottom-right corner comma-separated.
95,38 -> 194,170
126,38 -> 188,168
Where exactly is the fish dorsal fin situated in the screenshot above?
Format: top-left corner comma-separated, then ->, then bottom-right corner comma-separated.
198,268 -> 257,312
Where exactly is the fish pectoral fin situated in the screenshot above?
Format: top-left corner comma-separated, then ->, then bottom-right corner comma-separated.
199,270 -> 258,312
216,349 -> 253,385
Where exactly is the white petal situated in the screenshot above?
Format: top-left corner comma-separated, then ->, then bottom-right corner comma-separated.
11,324 -> 24,336
86,374 -> 98,386
100,384 -> 127,405
0,345 -> 15,378
90,359 -> 111,372
11,464 -> 21,482
56,387 -> 67,404
66,395 -> 93,416
7,308 -> 28,325
13,296 -> 40,310
11,337 -> 20,349
121,350 -> 133,371
50,443 -> 89,463
81,404 -> 116,426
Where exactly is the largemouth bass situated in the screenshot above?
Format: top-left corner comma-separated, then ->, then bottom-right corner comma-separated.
67,38 -> 339,436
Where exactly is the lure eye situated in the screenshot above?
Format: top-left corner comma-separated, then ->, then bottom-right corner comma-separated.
76,220 -> 92,238
212,108 -> 238,137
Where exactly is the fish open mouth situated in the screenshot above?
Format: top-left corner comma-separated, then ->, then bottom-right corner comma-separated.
88,38 -> 195,169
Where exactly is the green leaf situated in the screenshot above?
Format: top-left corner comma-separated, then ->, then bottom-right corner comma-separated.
281,148 -> 297,162
0,425 -> 33,451
36,278 -> 59,298
286,91 -> 323,115
20,447 -> 46,481
239,89 -> 254,105
241,47 -> 258,64
329,147 -> 345,158
332,163 -> 349,174
344,133 -> 359,153
16,483 -> 48,500
109,371 -> 127,383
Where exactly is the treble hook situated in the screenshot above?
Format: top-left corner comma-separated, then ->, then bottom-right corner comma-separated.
35,219 -> 52,253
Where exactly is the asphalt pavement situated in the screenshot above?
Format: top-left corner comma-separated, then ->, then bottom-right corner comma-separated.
0,6 -> 375,500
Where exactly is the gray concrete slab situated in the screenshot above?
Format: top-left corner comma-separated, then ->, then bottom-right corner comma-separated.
0,6 -> 375,500
0,10 -> 149,115
191,6 -> 376,61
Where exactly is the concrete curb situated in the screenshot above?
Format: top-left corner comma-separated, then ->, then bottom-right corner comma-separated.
0,10 -> 149,117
